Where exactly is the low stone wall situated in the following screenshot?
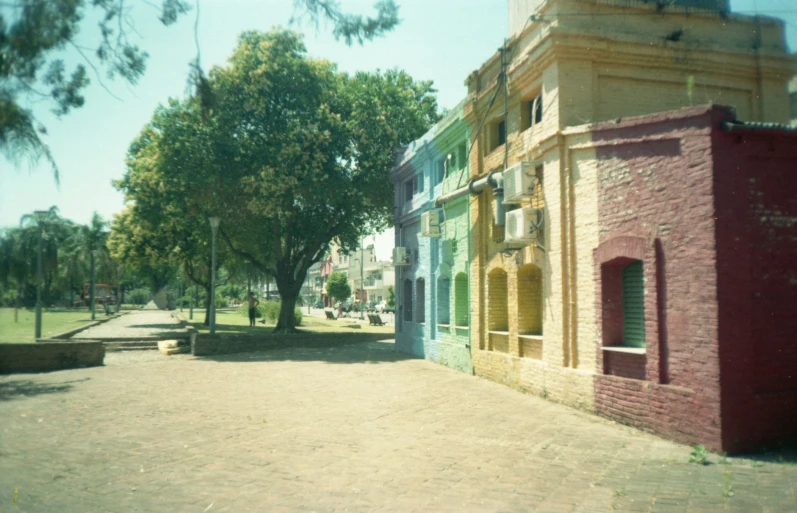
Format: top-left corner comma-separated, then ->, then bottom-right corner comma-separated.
0,341 -> 105,374
193,332 -> 392,357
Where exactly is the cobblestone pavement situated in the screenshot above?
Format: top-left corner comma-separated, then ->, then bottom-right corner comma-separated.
74,311 -> 187,339
1,340 -> 795,513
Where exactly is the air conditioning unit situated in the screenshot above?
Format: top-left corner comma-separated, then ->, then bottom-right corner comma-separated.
393,247 -> 411,266
420,210 -> 441,237
502,161 -> 536,204
505,208 -> 543,244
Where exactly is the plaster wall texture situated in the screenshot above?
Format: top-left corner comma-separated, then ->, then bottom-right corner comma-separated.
391,105 -> 472,373
509,0 -> 731,37
463,0 -> 796,418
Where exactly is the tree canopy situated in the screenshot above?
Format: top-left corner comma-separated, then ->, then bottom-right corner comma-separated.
326,271 -> 351,304
2,0 -> 401,181
114,27 -> 438,332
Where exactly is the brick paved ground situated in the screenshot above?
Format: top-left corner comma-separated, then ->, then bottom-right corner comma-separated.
74,311 -> 187,339
1,340 -> 795,512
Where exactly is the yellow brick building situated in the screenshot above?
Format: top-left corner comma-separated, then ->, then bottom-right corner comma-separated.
465,0 -> 796,410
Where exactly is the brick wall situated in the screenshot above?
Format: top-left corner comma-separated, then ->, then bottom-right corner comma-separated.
711,115 -> 797,452
590,106 -> 726,450
0,342 -> 105,374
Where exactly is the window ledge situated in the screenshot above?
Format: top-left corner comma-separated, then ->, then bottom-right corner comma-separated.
489,330 -> 510,335
454,325 -> 469,330
518,334 -> 543,341
602,346 -> 646,355
438,324 -> 451,328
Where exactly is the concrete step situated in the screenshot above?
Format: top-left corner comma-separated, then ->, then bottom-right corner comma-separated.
104,341 -> 160,352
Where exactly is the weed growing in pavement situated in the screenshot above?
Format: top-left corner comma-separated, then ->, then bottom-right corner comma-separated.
722,468 -> 734,497
719,452 -> 732,465
614,489 -> 626,497
689,445 -> 710,465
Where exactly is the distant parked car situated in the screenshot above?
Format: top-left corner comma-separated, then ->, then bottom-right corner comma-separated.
375,300 -> 387,312
313,300 -> 324,309
382,303 -> 395,314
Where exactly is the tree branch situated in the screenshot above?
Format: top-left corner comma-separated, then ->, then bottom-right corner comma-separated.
218,228 -> 276,277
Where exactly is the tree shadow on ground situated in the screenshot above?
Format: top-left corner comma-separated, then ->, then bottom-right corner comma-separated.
0,377 -> 89,402
197,341 -> 416,366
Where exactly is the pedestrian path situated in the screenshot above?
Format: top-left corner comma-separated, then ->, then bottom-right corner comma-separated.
1,340 -> 795,512
74,310 -> 187,340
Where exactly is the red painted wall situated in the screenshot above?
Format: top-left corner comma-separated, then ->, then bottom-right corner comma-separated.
712,122 -> 797,453
588,105 -> 797,453
590,107 -> 725,450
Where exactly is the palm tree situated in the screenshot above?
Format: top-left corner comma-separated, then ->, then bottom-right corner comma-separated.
72,212 -> 110,318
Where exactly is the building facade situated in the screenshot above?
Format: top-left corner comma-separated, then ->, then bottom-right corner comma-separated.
447,0 -> 793,451
391,104 -> 472,373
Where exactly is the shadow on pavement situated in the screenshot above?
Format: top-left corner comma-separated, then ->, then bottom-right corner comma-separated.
197,341 -> 416,366
0,377 -> 89,402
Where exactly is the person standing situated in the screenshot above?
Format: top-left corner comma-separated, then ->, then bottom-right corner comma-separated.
247,293 -> 260,327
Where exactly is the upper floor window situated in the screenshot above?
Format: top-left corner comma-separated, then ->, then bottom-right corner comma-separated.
521,93 -> 543,131
404,174 -> 423,203
489,119 -> 506,152
434,160 -> 445,186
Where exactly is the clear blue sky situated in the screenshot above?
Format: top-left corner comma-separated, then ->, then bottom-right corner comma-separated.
1,0 -> 795,260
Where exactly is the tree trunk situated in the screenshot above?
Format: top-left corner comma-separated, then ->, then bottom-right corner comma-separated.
14,284 -> 20,322
274,285 -> 300,333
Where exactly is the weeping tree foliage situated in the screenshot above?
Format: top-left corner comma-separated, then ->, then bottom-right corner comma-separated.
1,0 -> 191,181
118,28 -> 438,333
2,0 -> 400,181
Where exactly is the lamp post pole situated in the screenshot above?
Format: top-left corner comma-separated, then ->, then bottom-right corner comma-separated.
209,217 -> 220,334
90,249 -> 99,320
190,283 -> 195,320
360,237 -> 365,320
34,210 -> 47,339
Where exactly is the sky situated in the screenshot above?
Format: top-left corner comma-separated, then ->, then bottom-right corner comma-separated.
1,0 -> 795,261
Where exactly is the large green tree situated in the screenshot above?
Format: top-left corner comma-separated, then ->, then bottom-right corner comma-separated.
115,28 -> 436,333
1,0 -> 400,180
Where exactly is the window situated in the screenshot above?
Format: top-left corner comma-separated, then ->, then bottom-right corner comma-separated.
456,143 -> 467,171
601,259 -> 646,348
487,268 -> 508,332
454,273 -> 468,326
415,278 -> 425,323
437,277 -> 450,325
489,119 -> 506,152
417,173 -> 424,193
622,261 -> 645,348
434,160 -> 445,186
404,180 -> 413,203
517,264 -> 543,335
403,279 -> 413,322
521,93 -> 543,131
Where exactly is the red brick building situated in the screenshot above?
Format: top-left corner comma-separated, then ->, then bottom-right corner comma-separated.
591,105 -> 797,453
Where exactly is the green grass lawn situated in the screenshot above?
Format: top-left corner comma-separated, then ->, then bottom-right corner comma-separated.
0,307 -> 98,343
186,310 -> 393,336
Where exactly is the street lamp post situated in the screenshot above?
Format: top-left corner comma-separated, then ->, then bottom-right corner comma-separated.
209,217 -> 220,334
190,283 -> 195,320
360,237 -> 365,320
34,210 -> 47,339
90,249 -> 99,320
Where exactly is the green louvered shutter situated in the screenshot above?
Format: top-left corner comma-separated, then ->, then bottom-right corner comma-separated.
622,261 -> 645,348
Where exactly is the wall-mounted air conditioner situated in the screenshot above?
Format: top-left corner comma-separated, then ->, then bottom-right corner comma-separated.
505,208 -> 543,244
393,247 -> 411,266
420,210 -> 441,238
502,161 -> 536,204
